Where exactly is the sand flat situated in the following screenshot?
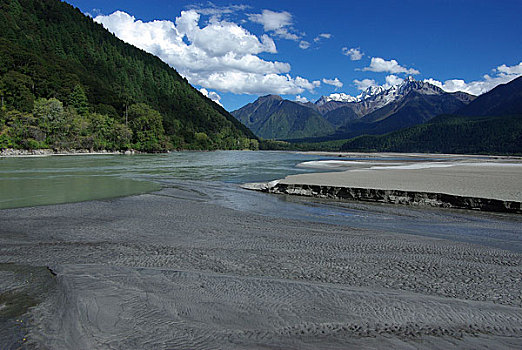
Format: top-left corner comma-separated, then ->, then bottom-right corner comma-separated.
280,163 -> 522,202
1,185 -> 521,349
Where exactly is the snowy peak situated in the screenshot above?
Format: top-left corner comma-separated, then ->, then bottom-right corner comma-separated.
316,93 -> 359,106
316,77 -> 448,107
358,85 -> 386,100
397,77 -> 445,96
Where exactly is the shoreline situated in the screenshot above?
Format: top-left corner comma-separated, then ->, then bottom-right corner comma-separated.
295,151 -> 522,160
0,148 -> 140,157
1,186 -> 521,349
244,160 -> 522,214
249,181 -> 522,213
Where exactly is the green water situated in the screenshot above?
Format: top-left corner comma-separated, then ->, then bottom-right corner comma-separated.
0,156 -> 160,209
1,151 -> 521,252
0,151 -> 327,209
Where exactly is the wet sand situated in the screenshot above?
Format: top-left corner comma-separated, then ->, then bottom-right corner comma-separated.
1,186 -> 521,349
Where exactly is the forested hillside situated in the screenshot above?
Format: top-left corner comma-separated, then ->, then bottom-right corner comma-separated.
340,77 -> 522,155
340,114 -> 522,154
232,95 -> 335,140
0,0 -> 258,151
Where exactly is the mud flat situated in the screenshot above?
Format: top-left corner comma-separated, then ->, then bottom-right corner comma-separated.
249,162 -> 522,213
0,185 -> 521,349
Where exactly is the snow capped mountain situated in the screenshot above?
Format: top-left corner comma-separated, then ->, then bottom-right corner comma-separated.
316,77 -> 446,109
316,93 -> 358,105
232,77 -> 476,140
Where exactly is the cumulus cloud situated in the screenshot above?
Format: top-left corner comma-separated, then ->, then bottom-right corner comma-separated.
384,75 -> 404,87
248,9 -> 291,31
424,62 -> 522,96
314,33 -> 332,42
299,40 -> 310,49
247,9 -> 300,41
322,77 -> 343,88
353,78 -> 377,91
342,47 -> 364,61
295,95 -> 309,103
199,88 -> 222,106
193,72 -> 319,95
496,62 -> 522,75
94,10 -> 319,96
363,57 -> 420,75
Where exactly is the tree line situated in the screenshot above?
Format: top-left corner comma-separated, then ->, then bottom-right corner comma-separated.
0,0 -> 258,151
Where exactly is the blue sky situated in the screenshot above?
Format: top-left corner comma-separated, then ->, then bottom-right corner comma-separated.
67,0 -> 522,111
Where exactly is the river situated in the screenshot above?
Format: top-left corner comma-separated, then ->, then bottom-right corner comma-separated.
1,151 -> 520,251
1,151 -> 521,349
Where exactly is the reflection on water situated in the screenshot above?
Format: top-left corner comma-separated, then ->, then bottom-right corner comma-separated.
1,151 -> 521,252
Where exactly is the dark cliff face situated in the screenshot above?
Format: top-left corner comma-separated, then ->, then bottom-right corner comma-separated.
263,183 -> 522,214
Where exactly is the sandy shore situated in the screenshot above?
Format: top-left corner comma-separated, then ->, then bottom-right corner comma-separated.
1,186 -> 521,349
271,162 -> 522,207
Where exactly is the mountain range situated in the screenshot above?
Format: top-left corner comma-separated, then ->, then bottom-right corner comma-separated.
340,76 -> 522,154
232,77 -> 476,141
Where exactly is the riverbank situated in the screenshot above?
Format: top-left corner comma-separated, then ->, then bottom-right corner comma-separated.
0,148 -> 140,157
245,158 -> 522,213
1,186 -> 521,349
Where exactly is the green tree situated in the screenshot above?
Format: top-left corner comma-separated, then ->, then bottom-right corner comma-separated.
0,71 -> 35,112
68,84 -> 89,115
128,103 -> 170,152
33,97 -> 64,135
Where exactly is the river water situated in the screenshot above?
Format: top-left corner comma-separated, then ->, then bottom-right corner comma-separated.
1,151 -> 521,252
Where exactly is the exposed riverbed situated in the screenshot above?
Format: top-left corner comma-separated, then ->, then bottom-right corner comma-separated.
1,151 -> 521,349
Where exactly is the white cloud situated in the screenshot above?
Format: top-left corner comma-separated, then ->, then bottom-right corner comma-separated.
363,57 -> 420,75
175,11 -> 276,57
95,10 -> 318,96
314,33 -> 332,42
295,77 -> 321,91
295,95 -> 309,103
342,47 -> 363,61
187,4 -> 249,18
322,77 -> 343,88
199,88 -> 222,106
496,62 -> 522,75
353,78 -> 378,91
195,72 -> 319,95
424,62 -> 522,95
248,9 -> 291,31
247,10 -> 300,41
299,40 -> 310,49
384,75 -> 404,87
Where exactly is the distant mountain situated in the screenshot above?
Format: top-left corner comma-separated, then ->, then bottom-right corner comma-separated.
341,76 -> 522,154
323,106 -> 358,128
333,87 -> 475,139
232,77 -> 475,141
0,0 -> 257,151
231,95 -> 335,140
458,76 -> 522,116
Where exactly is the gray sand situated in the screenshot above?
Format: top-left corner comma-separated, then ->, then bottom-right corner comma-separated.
1,185 -> 521,349
280,163 -> 522,202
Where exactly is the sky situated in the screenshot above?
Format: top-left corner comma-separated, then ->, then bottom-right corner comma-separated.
66,0 -> 522,111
